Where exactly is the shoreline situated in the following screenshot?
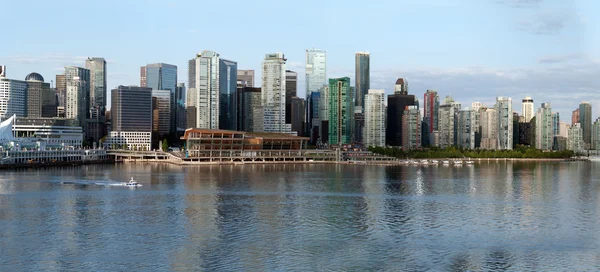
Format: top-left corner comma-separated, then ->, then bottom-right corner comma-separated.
0,159 -> 115,170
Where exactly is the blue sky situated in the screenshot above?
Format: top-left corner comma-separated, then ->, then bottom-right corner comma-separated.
1,0 -> 599,122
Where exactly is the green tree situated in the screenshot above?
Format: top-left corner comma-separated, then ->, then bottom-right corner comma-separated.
162,139 -> 169,151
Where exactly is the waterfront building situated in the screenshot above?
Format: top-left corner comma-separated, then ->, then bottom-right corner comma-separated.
151,90 -> 171,137
262,53 -> 291,134
0,116 -> 83,149
423,89 -> 440,134
387,83 -> 416,147
181,128 -> 309,162
363,89 -> 385,147
522,97 -> 534,122
237,70 -> 254,87
495,97 -> 513,150
535,102 -> 553,150
579,102 -> 592,147
480,107 -> 497,149
143,63 -> 177,134
105,86 -> 152,150
219,59 -> 238,130
285,70 -> 297,123
402,105 -> 421,150
328,77 -> 353,145
568,123 -> 584,153
65,66 -> 90,132
305,48 -> 327,139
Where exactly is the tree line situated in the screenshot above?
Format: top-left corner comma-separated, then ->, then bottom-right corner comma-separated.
368,146 -> 575,159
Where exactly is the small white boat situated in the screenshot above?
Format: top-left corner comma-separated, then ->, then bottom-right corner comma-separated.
453,160 -> 463,165
124,177 -> 142,187
465,160 -> 475,164
420,160 -> 429,165
442,160 -> 450,165
430,160 -> 439,164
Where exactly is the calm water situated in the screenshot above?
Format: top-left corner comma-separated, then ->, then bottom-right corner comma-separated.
1,162 -> 600,271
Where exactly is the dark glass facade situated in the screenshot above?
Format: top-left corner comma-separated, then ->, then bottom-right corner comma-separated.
219,59 -> 238,131
387,94 -> 416,147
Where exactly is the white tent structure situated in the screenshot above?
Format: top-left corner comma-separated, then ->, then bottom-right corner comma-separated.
0,114 -> 15,141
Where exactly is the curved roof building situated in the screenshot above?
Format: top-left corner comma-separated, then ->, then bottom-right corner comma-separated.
25,72 -> 44,82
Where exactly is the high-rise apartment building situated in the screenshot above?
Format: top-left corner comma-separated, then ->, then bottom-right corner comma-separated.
237,70 -> 254,87
65,66 -> 90,131
456,108 -> 474,149
219,59 -> 238,130
535,102 -> 553,150
106,86 -> 152,150
592,118 -> 600,150
328,77 -> 353,145
55,74 -> 66,117
423,90 -> 440,133
363,89 -> 385,147
438,96 -> 461,148
285,70 -> 298,125
522,96 -> 534,122
495,97 -> 513,150
402,105 -> 421,150
579,102 -> 592,147
306,49 -> 327,139
143,63 -> 177,134
480,107 -> 498,150
262,53 -> 291,133
568,123 -> 584,152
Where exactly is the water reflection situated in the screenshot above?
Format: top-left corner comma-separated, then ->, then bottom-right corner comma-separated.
0,162 -> 600,270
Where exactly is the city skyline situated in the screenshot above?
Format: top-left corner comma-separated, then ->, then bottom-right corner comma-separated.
0,0 -> 598,121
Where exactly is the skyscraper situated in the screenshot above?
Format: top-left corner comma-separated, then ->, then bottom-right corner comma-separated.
24,73 -> 55,118
55,74 -> 66,117
219,58 -> 238,130
140,66 -> 147,87
423,90 -> 440,145
151,89 -> 171,137
592,118 -> 600,150
456,108 -> 473,149
289,97 -> 305,135
285,70 -> 298,125
237,70 -> 254,87
107,86 -> 152,150
387,86 -> 416,147
143,63 -> 177,134
579,102 -> 592,147
176,83 -> 186,131
189,51 -> 220,129
85,57 -> 107,118
480,107 -> 498,150
402,105 -> 422,150
0,76 -> 27,118
535,102 -> 553,150
568,123 -> 584,152
522,96 -> 534,122
65,66 -> 90,129
262,53 -> 291,133
306,49 -> 327,139
328,77 -> 353,145
354,52 -> 370,110
495,97 -> 513,150
363,89 -> 385,147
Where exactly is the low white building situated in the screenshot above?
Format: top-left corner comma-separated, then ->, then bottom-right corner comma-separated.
104,131 -> 151,151
0,115 -> 83,149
